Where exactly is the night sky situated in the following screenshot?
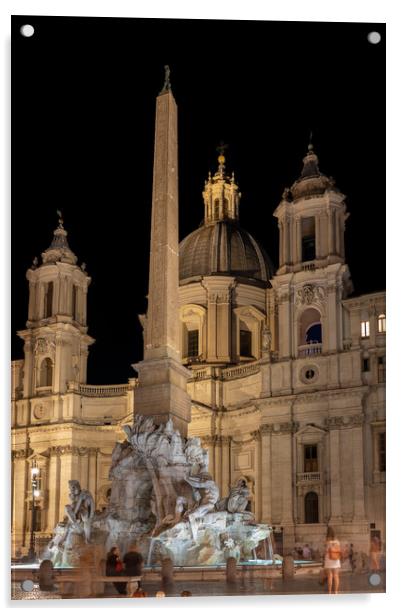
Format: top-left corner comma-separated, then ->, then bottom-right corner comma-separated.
11,17 -> 385,384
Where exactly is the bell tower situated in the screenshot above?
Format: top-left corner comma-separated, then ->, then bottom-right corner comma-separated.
17,214 -> 94,399
272,141 -> 353,360
275,142 -> 350,275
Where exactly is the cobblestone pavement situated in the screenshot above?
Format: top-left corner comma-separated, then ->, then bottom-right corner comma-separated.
11,572 -> 385,600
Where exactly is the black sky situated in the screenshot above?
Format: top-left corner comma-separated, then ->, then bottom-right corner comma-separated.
11,17 -> 385,384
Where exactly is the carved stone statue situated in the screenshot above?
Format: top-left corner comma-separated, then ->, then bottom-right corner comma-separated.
261,325 -> 272,353
65,480 -> 95,543
160,65 -> 171,94
216,478 -> 250,514
185,472 -> 219,519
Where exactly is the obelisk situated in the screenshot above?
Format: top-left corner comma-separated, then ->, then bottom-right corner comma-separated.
134,68 -> 192,436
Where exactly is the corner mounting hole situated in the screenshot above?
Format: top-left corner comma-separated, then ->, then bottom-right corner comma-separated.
367,31 -> 381,45
21,579 -> 35,592
20,24 -> 35,38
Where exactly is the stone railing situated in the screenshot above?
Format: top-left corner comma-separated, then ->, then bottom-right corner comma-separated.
298,343 -> 322,357
222,363 -> 260,380
297,472 -> 321,483
67,382 -> 133,397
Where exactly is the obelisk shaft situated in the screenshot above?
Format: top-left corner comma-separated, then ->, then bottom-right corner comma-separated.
134,88 -> 191,436
145,90 -> 180,361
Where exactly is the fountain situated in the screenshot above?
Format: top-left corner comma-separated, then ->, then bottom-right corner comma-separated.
44,415 -> 272,569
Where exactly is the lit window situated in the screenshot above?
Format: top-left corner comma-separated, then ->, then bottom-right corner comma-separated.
378,314 -> 386,333
361,320 -> 370,338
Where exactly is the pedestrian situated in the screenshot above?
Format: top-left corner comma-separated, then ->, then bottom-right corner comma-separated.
369,535 -> 381,572
105,546 -> 126,595
323,527 -> 342,594
123,543 -> 144,595
349,543 -> 355,572
302,544 -> 312,560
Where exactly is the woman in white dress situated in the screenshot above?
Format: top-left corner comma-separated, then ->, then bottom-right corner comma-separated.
324,526 -> 342,594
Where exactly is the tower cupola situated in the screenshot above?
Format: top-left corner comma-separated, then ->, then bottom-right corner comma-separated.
202,150 -> 241,224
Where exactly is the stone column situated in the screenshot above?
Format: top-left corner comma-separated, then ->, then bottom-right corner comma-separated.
221,436 -> 231,498
352,421 -> 367,521
315,214 -> 321,259
279,424 -> 295,553
87,448 -> 98,500
28,281 -> 36,321
260,425 -> 272,523
12,452 -> 28,554
23,340 -> 33,398
328,424 -> 342,522
295,218 -> 301,263
335,211 -> 341,255
326,284 -> 338,353
46,449 -> 61,532
279,222 -> 283,267
214,437 -> 223,494
207,292 -> 218,361
328,209 -> 335,255
253,430 -> 262,521
283,218 -> 289,265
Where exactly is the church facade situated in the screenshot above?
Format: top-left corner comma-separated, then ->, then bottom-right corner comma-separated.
11,88 -> 385,559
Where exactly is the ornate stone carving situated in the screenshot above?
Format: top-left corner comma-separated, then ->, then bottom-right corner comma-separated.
261,325 -> 272,352
260,423 -> 274,435
34,337 -> 55,356
325,414 -> 364,430
295,284 -> 325,306
12,448 -> 32,460
216,478 -> 252,515
33,403 -> 46,419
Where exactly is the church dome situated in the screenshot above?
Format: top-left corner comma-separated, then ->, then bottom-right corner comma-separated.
179,220 -> 273,283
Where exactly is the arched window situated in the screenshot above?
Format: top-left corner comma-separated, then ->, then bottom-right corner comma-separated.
299,307 -> 322,356
39,358 -> 53,387
378,313 -> 386,333
45,282 -> 53,318
304,491 -> 319,524
306,322 -> 322,344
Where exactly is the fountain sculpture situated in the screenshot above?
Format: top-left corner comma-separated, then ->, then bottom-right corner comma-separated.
45,415 -> 272,568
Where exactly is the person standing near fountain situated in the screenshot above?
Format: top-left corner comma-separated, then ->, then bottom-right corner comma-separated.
106,546 -> 126,595
123,544 -> 144,595
323,527 -> 342,594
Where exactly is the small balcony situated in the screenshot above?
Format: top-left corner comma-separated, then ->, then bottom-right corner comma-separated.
298,342 -> 322,357
297,472 -> 321,483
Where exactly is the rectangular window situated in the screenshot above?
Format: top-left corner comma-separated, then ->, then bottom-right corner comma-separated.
240,329 -> 252,357
187,330 -> 199,357
45,282 -> 53,318
361,320 -> 370,338
304,444 -> 318,472
72,285 -> 77,320
301,217 -> 316,262
379,432 -> 386,472
362,357 -> 370,372
378,314 -> 386,333
378,356 -> 386,383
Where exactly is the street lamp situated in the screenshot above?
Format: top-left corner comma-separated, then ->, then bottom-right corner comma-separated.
27,464 -> 40,562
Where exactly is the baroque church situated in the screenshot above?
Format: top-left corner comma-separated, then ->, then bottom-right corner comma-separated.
11,78 -> 386,559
